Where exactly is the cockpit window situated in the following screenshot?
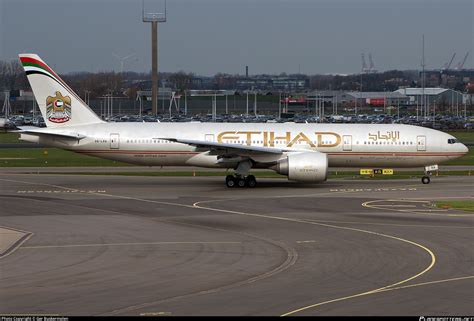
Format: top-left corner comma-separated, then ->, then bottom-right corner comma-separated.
447,138 -> 460,144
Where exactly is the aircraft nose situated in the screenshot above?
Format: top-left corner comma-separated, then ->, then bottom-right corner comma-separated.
461,143 -> 469,155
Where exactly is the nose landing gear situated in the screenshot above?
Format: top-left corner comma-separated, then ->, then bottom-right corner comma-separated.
421,176 -> 431,184
422,164 -> 438,184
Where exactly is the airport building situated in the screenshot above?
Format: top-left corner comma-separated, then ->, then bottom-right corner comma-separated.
346,91 -> 410,106
395,88 -> 464,106
8,89 -> 35,102
307,90 -> 409,107
236,76 -> 309,91
306,90 -> 346,105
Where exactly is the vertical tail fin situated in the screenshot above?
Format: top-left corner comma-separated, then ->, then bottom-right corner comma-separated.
19,53 -> 104,128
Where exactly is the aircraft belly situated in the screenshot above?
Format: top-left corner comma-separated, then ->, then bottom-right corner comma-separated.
328,155 -> 445,167
81,152 -> 194,166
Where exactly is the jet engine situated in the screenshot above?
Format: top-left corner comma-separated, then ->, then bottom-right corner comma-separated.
273,151 -> 328,182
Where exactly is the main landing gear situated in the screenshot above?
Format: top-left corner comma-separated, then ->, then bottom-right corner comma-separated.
225,159 -> 257,188
226,175 -> 257,188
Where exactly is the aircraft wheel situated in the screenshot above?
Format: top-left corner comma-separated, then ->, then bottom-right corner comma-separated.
246,175 -> 257,188
226,175 -> 236,188
421,176 -> 430,184
237,177 -> 247,188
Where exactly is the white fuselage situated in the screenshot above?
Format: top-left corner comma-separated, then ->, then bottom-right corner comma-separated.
22,123 -> 468,169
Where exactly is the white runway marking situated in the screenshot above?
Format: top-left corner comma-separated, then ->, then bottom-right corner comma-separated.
17,190 -> 106,194
362,199 -> 474,217
20,241 -> 242,249
330,188 -> 417,193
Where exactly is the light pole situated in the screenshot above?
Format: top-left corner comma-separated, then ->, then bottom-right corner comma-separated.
84,90 -> 91,106
142,0 -> 166,116
355,92 -> 358,117
32,97 -> 37,119
184,90 -> 187,116
421,34 -> 426,120
246,91 -> 249,116
2,91 -> 11,119
278,91 -> 281,120
139,94 -> 143,116
397,97 -> 400,120
213,93 -> 217,121
254,91 -> 257,117
360,71 -> 362,117
225,94 -> 228,115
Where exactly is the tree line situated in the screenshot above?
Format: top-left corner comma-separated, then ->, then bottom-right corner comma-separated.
0,59 -> 196,99
0,59 -> 468,99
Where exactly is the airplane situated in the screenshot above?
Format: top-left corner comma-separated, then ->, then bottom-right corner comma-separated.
17,54 -> 469,187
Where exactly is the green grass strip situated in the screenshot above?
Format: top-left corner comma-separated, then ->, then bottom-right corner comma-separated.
435,200 -> 474,213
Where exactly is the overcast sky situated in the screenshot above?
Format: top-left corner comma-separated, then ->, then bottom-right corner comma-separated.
1,0 -> 472,75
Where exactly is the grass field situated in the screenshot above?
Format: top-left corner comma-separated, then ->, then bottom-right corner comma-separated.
435,200 -> 474,212
0,132 -> 26,143
0,148 -> 130,167
449,131 -> 474,143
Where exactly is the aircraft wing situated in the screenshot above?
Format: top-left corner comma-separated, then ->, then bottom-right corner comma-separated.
161,138 -> 285,156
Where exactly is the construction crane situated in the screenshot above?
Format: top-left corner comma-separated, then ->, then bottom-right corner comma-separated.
442,52 -> 456,70
455,52 -> 469,70
368,53 -> 377,73
361,53 -> 369,73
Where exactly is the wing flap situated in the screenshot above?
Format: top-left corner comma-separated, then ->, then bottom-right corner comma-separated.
161,138 -> 284,155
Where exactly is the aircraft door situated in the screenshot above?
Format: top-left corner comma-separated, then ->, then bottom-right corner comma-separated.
417,135 -> 426,151
205,134 -> 214,142
342,135 -> 352,151
110,133 -> 120,149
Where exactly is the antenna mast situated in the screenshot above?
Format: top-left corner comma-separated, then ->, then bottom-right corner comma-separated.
421,34 -> 426,119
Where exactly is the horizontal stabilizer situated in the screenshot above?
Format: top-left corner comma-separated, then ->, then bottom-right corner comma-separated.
19,128 -> 86,140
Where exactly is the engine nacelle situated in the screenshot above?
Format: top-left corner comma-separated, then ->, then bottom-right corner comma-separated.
274,152 -> 328,182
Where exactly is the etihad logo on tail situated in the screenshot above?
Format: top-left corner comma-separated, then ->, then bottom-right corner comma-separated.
46,91 -> 71,123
